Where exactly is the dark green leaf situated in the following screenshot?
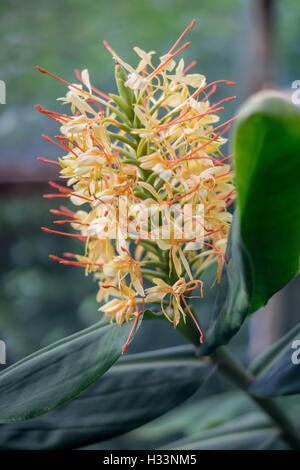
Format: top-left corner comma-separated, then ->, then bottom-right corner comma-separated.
196,92 -> 300,354
0,317 -> 137,423
0,346 -> 212,449
197,213 -> 252,355
135,391 -> 256,444
162,413 -> 287,450
249,323 -> 300,396
234,91 -> 300,313
137,390 -> 300,450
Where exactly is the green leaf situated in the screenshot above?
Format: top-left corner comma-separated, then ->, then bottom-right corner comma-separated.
135,391 -> 256,444
0,346 -> 212,449
234,91 -> 300,313
115,64 -> 135,107
197,213 -> 252,355
195,92 -> 300,354
136,391 -> 300,450
162,413 -> 288,450
0,317 -> 137,423
249,323 -> 300,397
110,94 -> 134,121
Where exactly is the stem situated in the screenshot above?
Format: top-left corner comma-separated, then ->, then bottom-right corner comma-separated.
209,346 -> 300,450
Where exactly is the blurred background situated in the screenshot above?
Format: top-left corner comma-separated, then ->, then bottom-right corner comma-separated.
0,0 -> 299,449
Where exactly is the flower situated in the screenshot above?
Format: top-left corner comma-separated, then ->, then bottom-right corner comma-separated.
145,277 -> 204,340
99,284 -> 140,324
38,19 -> 236,351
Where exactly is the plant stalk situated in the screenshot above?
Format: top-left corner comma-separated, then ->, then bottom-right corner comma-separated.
209,346 -> 300,450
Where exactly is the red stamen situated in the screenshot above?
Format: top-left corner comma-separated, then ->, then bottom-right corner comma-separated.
63,252 -> 78,258
41,227 -> 88,240
148,42 -> 190,80
158,107 -> 223,133
204,225 -> 225,237
209,96 -> 236,112
53,135 -> 80,158
206,115 -> 239,135
219,189 -> 235,201
37,66 -> 92,98
55,135 -> 85,153
74,68 -> 111,101
102,40 -> 113,54
215,170 -> 232,179
42,134 -> 78,158
86,99 -> 104,119
47,183 -> 92,202
50,254 -> 104,268
35,105 -> 71,122
170,125 -> 230,168
168,183 -> 200,204
180,293 -> 203,343
183,60 -> 197,74
226,198 -> 235,207
122,297 -> 145,354
202,241 -> 226,262
102,284 -> 125,294
168,19 -> 196,54
53,219 -> 85,225
50,206 -> 76,217
221,153 -> 233,162
37,157 -> 60,166
48,180 -> 72,194
201,85 -> 217,102
191,80 -> 235,100
44,194 -> 70,199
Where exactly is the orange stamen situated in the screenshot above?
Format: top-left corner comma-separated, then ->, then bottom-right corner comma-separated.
55,135 -> 85,153
35,105 -> 71,122
48,180 -> 72,194
201,85 -> 217,102
221,153 -> 233,162
180,293 -> 203,343
50,206 -> 76,217
37,157 -> 60,166
206,115 -> 239,135
168,19 -> 195,54
37,66 -> 93,99
148,42 -> 190,80
191,80 -> 235,100
42,134 -> 79,159
183,60 -> 197,74
44,194 -> 70,199
74,69 -> 111,101
122,297 -> 145,354
42,227 -> 88,240
157,107 -> 223,133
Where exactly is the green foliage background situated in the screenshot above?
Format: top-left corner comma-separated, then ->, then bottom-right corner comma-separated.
0,0 -> 299,450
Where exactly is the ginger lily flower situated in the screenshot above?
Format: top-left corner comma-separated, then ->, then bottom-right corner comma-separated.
145,278 -> 204,341
38,19 -> 236,351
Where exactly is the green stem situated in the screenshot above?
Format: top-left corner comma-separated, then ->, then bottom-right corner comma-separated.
108,132 -> 137,150
209,346 -> 300,450
141,268 -> 166,280
177,310 -> 300,449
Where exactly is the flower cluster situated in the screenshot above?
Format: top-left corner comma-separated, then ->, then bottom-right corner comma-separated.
38,20 -> 236,351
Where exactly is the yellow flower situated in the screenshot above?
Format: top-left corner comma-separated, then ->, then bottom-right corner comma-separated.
103,248 -> 144,296
99,284 -> 140,325
39,19 -> 237,349
145,277 -> 203,340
